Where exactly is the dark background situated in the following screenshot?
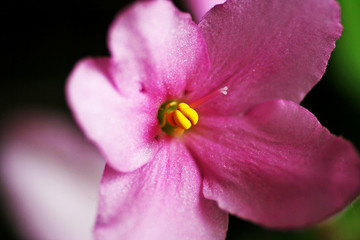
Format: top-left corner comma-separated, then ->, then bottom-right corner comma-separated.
1,0 -> 359,239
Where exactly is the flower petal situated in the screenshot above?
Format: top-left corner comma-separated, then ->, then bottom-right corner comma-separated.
185,0 -> 225,22
188,0 -> 342,116
95,140 -> 228,240
0,111 -> 104,240
67,58 -> 161,172
185,100 -> 360,228
108,0 -> 210,99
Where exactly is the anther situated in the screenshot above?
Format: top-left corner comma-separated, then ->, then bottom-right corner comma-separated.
174,110 -> 192,130
177,103 -> 198,125
167,103 -> 198,130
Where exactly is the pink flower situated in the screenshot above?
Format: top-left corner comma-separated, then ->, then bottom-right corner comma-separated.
67,0 -> 360,239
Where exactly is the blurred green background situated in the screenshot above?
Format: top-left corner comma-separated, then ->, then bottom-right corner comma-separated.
1,0 -> 359,239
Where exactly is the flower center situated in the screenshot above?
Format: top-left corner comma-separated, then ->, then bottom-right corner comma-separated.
157,101 -> 198,136
157,86 -> 228,136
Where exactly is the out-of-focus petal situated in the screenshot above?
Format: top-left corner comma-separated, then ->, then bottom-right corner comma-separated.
95,140 -> 228,240
185,0 -> 225,22
67,58 -> 163,172
188,0 -> 342,116
185,100 -> 360,228
108,0 -> 210,99
0,111 -> 104,240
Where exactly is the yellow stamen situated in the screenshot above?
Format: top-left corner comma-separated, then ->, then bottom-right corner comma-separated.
177,103 -> 198,125
166,103 -> 199,130
174,110 -> 192,130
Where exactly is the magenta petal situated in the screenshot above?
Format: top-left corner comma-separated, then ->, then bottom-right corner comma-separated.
185,100 -> 360,228
67,58 -> 161,172
108,0 -> 210,99
95,140 -> 228,240
189,0 -> 342,116
185,0 -> 225,22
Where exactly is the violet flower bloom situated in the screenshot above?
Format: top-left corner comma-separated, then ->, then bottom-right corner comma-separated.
67,0 -> 360,239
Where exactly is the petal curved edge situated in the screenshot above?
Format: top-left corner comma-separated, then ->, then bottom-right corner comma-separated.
185,0 -> 225,22
95,140 -> 228,240
108,0 -> 210,98
66,58 -> 161,172
191,0 -> 342,116
186,100 -> 360,228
